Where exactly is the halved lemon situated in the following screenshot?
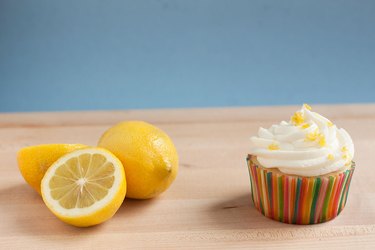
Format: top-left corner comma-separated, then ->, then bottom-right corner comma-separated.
41,147 -> 126,227
17,144 -> 87,194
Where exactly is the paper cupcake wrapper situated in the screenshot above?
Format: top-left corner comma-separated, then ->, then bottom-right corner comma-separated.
247,156 -> 355,224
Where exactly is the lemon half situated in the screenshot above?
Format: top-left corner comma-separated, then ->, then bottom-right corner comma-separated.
41,147 -> 126,227
17,144 -> 87,194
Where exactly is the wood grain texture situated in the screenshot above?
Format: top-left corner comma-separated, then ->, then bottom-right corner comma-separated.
0,104 -> 374,249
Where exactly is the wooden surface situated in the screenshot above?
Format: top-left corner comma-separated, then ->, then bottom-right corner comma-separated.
1,104 -> 375,249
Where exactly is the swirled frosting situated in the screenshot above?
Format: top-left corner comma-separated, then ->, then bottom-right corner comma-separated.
249,104 -> 354,176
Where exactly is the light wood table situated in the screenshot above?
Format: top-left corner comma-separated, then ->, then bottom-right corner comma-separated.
1,104 -> 374,249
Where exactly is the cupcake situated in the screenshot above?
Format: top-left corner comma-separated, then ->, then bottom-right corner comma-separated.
247,104 -> 355,224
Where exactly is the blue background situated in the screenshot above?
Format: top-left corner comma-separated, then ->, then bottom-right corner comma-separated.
1,0 -> 374,112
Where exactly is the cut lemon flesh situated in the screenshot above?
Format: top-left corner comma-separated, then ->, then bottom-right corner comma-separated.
41,147 -> 126,227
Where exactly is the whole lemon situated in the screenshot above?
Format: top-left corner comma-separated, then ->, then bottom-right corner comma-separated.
98,121 -> 178,199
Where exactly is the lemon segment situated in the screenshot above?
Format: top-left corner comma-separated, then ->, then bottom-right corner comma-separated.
41,148 -> 126,227
17,144 -> 87,194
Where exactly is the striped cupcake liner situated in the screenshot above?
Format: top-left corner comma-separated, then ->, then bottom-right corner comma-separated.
246,155 -> 355,224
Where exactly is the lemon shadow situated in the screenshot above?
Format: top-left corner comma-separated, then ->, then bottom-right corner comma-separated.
115,197 -> 159,221
0,184 -> 104,240
119,197 -> 158,210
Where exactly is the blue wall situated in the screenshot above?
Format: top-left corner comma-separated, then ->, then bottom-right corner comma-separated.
1,0 -> 374,112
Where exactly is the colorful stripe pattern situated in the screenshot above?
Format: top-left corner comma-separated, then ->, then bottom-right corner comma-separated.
247,156 -> 355,224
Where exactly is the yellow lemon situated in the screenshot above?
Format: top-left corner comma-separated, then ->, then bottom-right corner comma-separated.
41,147 -> 126,227
17,144 -> 87,194
98,121 -> 178,199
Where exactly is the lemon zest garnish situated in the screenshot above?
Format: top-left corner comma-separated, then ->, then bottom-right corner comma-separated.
303,103 -> 312,110
327,154 -> 334,160
342,148 -> 351,160
305,128 -> 326,147
301,123 -> 310,129
268,143 -> 280,151
306,129 -> 319,141
327,121 -> 333,127
318,135 -> 326,147
291,111 -> 305,126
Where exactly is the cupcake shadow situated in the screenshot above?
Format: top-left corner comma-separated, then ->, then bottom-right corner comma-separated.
208,193 -> 283,230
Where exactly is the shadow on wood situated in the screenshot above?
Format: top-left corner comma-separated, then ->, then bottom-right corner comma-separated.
116,197 -> 159,216
207,192 -> 288,230
0,184 -> 105,239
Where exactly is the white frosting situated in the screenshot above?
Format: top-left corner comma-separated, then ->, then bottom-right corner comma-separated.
249,105 -> 354,176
